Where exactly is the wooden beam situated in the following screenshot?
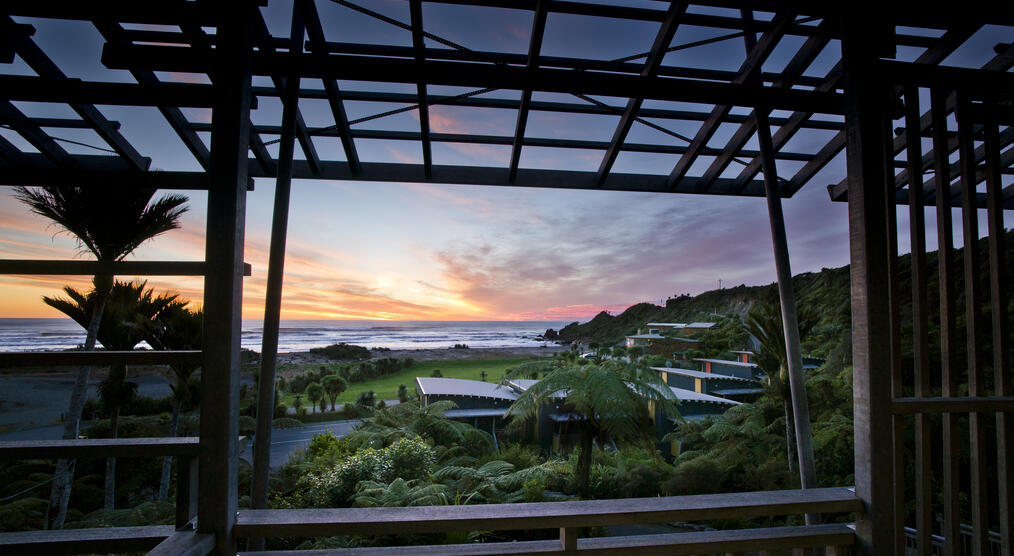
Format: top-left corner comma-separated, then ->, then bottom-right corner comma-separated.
408,0 -> 433,179
667,11 -> 795,192
0,350 -> 201,369
249,5 -> 304,552
0,260 -> 251,276
904,83 -> 933,554
0,74 -> 221,107
0,101 -> 75,167
958,93 -> 989,556
984,96 -> 1013,555
236,487 -> 860,538
301,0 -> 360,174
930,85 -> 961,556
147,530 -> 215,556
198,5 -> 254,554
507,0 -> 547,183
0,525 -> 174,555
891,396 -> 1014,414
596,2 -> 686,185
101,45 -> 848,115
698,20 -> 831,189
247,159 -> 769,196
0,438 -> 199,459
1,16 -> 149,172
841,13 -> 896,554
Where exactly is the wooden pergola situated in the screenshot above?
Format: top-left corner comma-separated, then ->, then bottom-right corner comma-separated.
0,1 -> 1012,554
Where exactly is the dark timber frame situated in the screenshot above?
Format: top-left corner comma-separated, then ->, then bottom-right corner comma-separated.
0,1 -> 1012,554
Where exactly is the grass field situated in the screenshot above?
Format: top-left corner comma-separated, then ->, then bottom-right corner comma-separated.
278,357 -> 541,408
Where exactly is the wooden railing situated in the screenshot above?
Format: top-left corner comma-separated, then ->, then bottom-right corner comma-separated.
0,436 -> 859,555
0,437 -> 225,555
234,487 -> 860,555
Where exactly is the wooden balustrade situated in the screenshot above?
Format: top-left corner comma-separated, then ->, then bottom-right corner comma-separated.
233,487 -> 860,555
0,437 -> 243,555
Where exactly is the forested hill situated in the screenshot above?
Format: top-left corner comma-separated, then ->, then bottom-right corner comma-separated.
553,229 -> 1014,348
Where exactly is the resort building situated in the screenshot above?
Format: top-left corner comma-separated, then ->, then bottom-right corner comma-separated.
654,366 -> 764,403
730,350 -> 754,364
694,357 -> 762,381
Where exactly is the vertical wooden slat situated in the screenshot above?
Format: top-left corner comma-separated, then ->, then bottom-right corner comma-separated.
956,93 -> 988,555
560,527 -> 577,551
198,5 -> 254,555
841,15 -> 896,555
175,456 -> 198,530
930,87 -> 962,556
982,96 -> 1012,555
904,83 -> 933,555
885,81 -> 904,556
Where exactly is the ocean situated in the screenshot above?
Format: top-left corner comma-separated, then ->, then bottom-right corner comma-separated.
0,318 -> 570,353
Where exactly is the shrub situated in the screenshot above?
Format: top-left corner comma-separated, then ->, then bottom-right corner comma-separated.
451,343 -> 469,349
384,437 -> 435,482
309,343 -> 371,361
355,391 -> 376,408
307,448 -> 392,506
274,418 -> 304,429
238,415 -> 257,436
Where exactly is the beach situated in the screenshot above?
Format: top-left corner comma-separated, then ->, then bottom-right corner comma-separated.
0,345 -> 567,431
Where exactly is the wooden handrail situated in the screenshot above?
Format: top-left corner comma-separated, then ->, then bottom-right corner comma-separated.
235,487 -> 861,538
0,259 -> 252,276
0,350 -> 202,368
0,437 -> 200,459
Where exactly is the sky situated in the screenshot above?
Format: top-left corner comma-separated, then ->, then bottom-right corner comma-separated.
1,2 -> 1010,322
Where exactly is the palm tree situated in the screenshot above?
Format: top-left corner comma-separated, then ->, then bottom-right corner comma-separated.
145,301 -> 203,502
15,185 -> 187,529
353,478 -> 449,507
43,281 -> 177,509
503,358 -> 679,497
744,301 -> 815,475
305,383 -> 324,414
321,374 -> 348,411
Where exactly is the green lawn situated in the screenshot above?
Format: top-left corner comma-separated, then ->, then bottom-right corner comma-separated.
278,357 -> 541,408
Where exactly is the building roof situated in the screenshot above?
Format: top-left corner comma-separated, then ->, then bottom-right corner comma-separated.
646,323 -> 685,327
711,387 -> 766,397
651,367 -> 759,384
626,333 -> 666,340
687,322 -> 717,329
442,408 -> 508,419
670,386 -> 742,406
731,350 -> 755,355
414,377 -> 517,401
695,358 -> 759,368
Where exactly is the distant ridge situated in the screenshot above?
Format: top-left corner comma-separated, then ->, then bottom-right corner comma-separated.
553,229 -> 1014,347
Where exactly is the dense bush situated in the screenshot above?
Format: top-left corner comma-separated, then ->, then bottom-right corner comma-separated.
82,394 -> 173,419
309,343 -> 371,361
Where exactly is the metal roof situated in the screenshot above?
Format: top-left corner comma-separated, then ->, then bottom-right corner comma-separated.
670,386 -> 742,406
651,366 -> 759,383
414,377 -> 517,400
695,358 -> 759,368
711,387 -> 766,396
442,408 -> 508,419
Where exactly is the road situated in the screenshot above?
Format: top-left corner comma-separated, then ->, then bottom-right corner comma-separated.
240,419 -> 360,468
0,419 -> 360,470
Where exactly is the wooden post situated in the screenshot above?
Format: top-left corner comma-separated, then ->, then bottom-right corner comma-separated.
957,93 -> 988,555
560,527 -> 577,552
904,83 -> 933,554
930,86 -> 961,556
249,5 -> 303,551
755,108 -> 819,524
175,455 -> 198,530
982,95 -> 1012,555
841,15 -> 895,555
199,4 -> 254,554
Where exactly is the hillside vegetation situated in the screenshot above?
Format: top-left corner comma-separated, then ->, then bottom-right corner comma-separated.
553,230 -> 1013,363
